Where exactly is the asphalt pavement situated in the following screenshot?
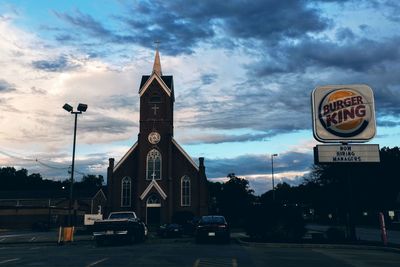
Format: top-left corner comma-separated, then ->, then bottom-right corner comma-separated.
0,234 -> 399,267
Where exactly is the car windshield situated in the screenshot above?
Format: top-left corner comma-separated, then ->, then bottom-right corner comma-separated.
199,216 -> 226,225
109,213 -> 136,219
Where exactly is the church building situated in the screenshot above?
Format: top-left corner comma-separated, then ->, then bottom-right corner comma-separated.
106,49 -> 208,224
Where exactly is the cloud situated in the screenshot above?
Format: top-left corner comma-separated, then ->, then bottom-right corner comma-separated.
200,73 -> 218,85
32,55 -> 80,72
179,132 -> 273,145
0,79 -> 16,92
204,151 -> 313,179
53,10 -> 111,38
52,1 -> 329,55
249,36 -> 400,76
79,114 -> 137,135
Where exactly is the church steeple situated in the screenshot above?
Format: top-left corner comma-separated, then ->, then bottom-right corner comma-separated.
152,45 -> 162,76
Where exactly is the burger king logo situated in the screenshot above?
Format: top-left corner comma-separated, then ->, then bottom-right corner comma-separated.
318,88 -> 371,138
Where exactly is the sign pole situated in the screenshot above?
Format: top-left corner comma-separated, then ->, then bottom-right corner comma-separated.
343,160 -> 357,241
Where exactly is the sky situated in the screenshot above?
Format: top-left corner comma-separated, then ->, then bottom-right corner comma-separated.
0,0 -> 399,195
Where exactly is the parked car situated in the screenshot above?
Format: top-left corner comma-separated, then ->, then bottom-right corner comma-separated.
195,215 -> 230,243
157,223 -> 183,238
92,211 -> 147,246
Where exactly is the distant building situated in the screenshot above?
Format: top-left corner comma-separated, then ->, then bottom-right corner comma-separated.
106,49 -> 208,224
0,188 -> 106,228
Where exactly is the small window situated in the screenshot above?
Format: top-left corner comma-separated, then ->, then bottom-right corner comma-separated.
181,176 -> 191,206
121,177 -> 132,207
149,93 -> 162,103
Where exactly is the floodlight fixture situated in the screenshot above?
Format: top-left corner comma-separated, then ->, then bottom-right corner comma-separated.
77,103 -> 88,112
63,103 -> 73,112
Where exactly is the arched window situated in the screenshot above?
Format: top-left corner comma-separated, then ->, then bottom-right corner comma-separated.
147,194 -> 161,207
121,177 -> 131,207
181,176 -> 191,206
146,149 -> 161,180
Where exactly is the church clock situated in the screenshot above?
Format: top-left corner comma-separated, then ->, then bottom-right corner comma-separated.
148,132 -> 161,144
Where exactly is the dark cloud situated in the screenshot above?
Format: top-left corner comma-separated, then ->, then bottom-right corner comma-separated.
176,75 -> 314,137
335,27 -> 355,41
79,115 -> 137,135
378,0 -> 400,22
376,119 -> 400,127
53,10 -> 111,37
0,79 -> 16,92
30,86 -> 46,95
180,132 -> 278,145
250,36 -> 400,76
200,74 -> 218,85
53,1 -> 329,55
204,151 -> 313,179
32,55 -> 79,72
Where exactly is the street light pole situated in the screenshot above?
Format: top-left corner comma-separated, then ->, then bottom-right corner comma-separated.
63,103 -> 87,227
271,153 -> 278,202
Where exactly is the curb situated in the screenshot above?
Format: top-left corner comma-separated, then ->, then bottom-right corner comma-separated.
235,237 -> 400,253
0,236 -> 93,246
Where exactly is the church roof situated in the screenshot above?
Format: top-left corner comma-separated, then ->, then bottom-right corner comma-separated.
172,139 -> 199,171
139,75 -> 173,91
140,179 -> 167,200
138,49 -> 174,100
153,48 -> 162,76
113,142 -> 138,172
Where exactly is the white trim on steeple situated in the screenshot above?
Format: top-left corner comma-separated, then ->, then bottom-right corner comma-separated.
139,73 -> 171,97
140,179 -> 167,200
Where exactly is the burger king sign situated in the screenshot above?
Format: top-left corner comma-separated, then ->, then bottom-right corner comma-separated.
312,84 -> 376,143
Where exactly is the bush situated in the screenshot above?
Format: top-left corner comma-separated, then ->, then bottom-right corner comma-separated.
325,227 -> 346,243
245,204 -> 306,242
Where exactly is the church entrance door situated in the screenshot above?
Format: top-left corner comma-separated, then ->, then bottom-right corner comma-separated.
146,195 -> 161,225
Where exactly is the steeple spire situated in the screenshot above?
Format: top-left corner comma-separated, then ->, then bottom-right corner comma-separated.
152,41 -> 162,76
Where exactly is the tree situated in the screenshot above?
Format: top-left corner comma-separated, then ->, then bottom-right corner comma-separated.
218,173 -> 255,226
306,146 -> 400,223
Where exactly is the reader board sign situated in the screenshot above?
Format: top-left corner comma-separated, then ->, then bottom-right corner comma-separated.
314,144 -> 380,164
84,214 -> 103,226
312,84 -> 376,143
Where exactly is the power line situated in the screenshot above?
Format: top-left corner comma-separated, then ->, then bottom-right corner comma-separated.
0,149 -> 91,176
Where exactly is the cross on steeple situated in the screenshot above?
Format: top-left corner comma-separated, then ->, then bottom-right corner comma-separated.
154,40 -> 160,50
151,104 -> 159,115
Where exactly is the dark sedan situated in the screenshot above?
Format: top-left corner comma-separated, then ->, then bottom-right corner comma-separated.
195,215 -> 230,243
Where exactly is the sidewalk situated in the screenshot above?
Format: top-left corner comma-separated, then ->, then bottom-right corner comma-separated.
0,229 -> 92,244
306,224 -> 400,244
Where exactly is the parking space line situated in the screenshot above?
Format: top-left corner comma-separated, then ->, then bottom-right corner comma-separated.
0,258 -> 20,265
86,257 -> 108,267
194,258 -> 237,267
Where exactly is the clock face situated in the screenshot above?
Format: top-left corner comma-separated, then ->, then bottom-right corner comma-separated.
148,132 -> 161,144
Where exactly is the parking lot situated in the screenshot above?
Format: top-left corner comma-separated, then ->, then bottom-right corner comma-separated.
1,230 -> 400,267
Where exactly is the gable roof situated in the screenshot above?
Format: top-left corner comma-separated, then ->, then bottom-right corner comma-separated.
113,142 -> 138,172
139,73 -> 174,100
172,139 -> 199,171
140,179 -> 167,200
